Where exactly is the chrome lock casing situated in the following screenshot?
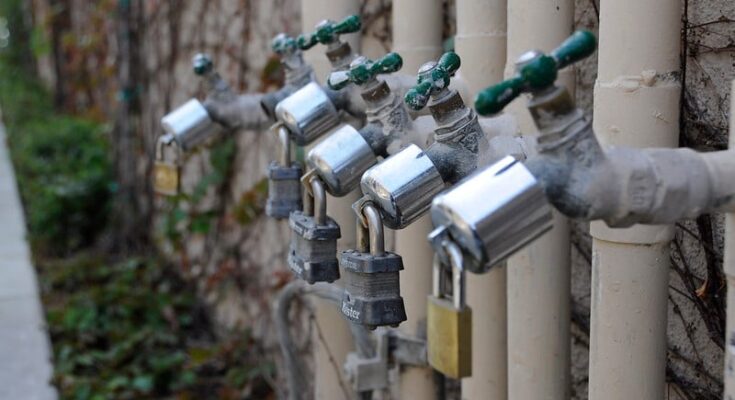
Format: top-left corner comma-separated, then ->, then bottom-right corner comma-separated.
307,125 -> 377,197
360,144 -> 445,230
275,82 -> 340,146
161,99 -> 219,151
430,156 -> 553,273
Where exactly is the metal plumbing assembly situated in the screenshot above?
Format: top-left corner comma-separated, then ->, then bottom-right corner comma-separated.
153,34 -> 314,196
340,51 -> 489,331
431,30 -> 735,275
359,51 -> 487,231
266,15 -> 366,219
287,51 -> 424,284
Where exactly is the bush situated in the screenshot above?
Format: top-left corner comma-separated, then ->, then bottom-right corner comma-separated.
0,50 -> 113,255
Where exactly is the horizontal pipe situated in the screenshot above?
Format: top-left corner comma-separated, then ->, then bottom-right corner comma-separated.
525,109 -> 735,225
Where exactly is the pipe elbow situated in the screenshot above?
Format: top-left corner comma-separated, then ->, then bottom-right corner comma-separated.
526,153 -> 617,221
203,93 -> 270,131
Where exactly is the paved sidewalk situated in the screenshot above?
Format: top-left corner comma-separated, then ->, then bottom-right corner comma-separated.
0,120 -> 57,399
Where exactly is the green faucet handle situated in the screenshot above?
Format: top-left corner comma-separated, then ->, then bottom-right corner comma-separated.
404,51 -> 461,110
297,14 -> 362,50
474,30 -> 597,116
271,33 -> 299,57
327,52 -> 404,90
193,53 -> 214,76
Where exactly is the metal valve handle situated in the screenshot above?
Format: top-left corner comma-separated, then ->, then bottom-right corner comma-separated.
404,51 -> 461,111
192,53 -> 214,76
271,33 -> 299,57
474,30 -> 597,116
328,52 -> 403,90
297,14 -> 362,50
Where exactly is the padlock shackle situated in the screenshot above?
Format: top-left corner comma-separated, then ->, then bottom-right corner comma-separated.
311,178 -> 327,226
363,204 -> 384,256
276,124 -> 291,166
155,133 -> 179,162
446,242 -> 465,310
431,240 -> 466,310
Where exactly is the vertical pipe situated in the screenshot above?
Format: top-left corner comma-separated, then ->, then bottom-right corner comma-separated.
455,1 -> 508,399
588,0 -> 681,398
300,2 -> 361,399
724,79 -> 735,400
504,2 -> 573,400
392,1 -> 443,398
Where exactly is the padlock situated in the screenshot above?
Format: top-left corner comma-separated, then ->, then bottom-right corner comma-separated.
153,134 -> 181,196
287,172 -> 341,283
266,123 -> 303,219
427,240 -> 472,379
340,200 -> 406,329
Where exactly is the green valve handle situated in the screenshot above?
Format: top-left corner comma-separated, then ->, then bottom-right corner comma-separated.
297,14 -> 362,50
327,52 -> 403,90
271,33 -> 299,57
193,53 -> 214,76
404,51 -> 461,111
474,30 -> 596,116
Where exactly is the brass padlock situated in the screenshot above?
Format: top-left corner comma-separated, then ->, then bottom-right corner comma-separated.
427,240 -> 472,379
153,134 -> 181,196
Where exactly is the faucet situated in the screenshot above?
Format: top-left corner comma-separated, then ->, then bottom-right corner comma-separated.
358,51 -> 488,231
430,30 -> 735,273
306,52 -> 434,198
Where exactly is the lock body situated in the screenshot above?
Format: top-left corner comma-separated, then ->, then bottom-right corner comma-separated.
153,161 -> 180,196
288,211 -> 341,283
307,125 -> 377,196
427,296 -> 472,379
430,156 -> 553,272
360,144 -> 445,229
265,162 -> 303,219
340,250 -> 406,328
275,82 -> 340,146
161,99 -> 219,151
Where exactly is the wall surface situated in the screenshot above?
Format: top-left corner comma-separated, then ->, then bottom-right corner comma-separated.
28,0 -> 734,398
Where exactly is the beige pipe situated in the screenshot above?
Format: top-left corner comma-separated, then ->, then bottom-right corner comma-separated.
391,1 -> 443,398
392,0 -> 443,74
504,2 -> 574,400
725,79 -> 735,400
301,2 -> 361,399
454,0 -> 509,399
588,0 -> 681,398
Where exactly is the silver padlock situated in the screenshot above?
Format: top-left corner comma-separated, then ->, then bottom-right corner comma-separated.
307,124 -> 377,197
160,98 -> 220,151
430,156 -> 553,273
341,200 -> 406,329
266,123 -> 303,219
275,82 -> 340,146
288,172 -> 341,283
153,134 -> 181,196
360,144 -> 446,229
